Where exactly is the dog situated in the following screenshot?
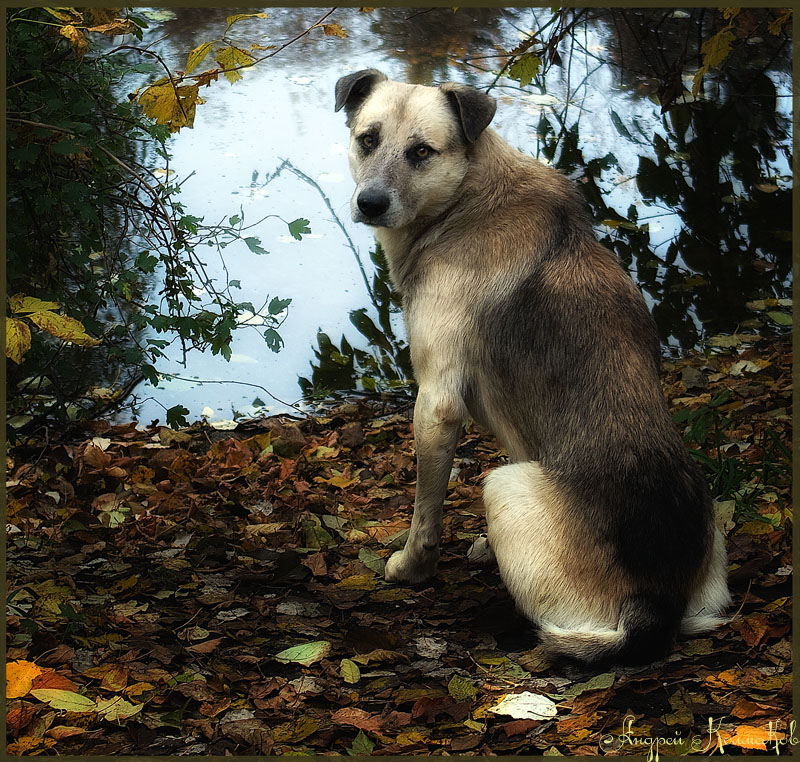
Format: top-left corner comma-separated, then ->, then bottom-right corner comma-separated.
335,69 -> 731,665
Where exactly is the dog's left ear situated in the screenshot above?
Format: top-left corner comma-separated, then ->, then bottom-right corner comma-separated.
440,83 -> 497,143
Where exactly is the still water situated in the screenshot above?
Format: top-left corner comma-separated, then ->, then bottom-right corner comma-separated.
122,7 -> 792,425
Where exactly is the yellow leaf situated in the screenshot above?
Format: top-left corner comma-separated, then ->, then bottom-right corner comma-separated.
138,82 -> 201,132
10,293 -> 60,313
59,24 -> 88,57
28,310 -> 100,346
87,20 -> 137,35
226,12 -> 268,29
215,46 -> 254,84
7,736 -> 56,754
95,696 -> 143,721
701,25 -> 736,68
340,658 -> 361,684
336,573 -> 377,590
44,8 -> 81,22
323,23 -> 348,38
6,318 -> 32,364
186,41 -> 214,75
6,660 -> 45,698
727,724 -> 784,751
30,688 -> 97,712
272,716 -> 320,742
768,10 -> 792,35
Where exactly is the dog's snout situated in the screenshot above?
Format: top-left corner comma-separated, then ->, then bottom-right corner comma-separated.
357,189 -> 390,219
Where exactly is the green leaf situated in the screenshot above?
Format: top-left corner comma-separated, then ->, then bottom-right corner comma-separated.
244,236 -> 268,255
358,547 -> 387,575
508,53 -> 541,87
274,640 -> 331,666
31,689 -> 97,713
185,41 -> 214,75
166,404 -> 190,430
448,674 -> 477,702
135,251 -> 159,273
340,658 -> 361,684
268,296 -> 292,315
264,328 -> 284,353
347,730 -> 375,756
555,671 -> 616,700
304,524 -> 334,549
288,217 -> 311,240
767,310 -> 792,326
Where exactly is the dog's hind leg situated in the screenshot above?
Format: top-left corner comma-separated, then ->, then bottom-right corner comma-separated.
385,387 -> 464,583
681,526 -> 731,634
483,461 -> 632,661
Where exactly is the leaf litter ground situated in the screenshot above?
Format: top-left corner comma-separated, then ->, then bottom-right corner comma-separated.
6,337 -> 792,755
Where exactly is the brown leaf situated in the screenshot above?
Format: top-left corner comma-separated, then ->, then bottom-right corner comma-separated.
502,719 -> 540,736
30,670 -> 80,693
175,680 -> 217,702
100,665 -> 128,692
186,637 -> 224,654
301,552 -> 328,576
731,698 -> 783,720
199,696 -> 232,717
6,701 -> 37,732
736,613 -> 770,647
46,725 -> 86,740
331,707 -> 382,732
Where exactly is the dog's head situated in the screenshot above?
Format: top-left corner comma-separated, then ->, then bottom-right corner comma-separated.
335,70 -> 496,229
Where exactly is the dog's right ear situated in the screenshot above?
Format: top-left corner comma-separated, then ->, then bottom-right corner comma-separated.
335,69 -> 387,116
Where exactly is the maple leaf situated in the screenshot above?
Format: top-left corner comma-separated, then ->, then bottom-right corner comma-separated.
6,660 -> 45,698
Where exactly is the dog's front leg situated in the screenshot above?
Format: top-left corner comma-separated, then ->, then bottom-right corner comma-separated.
385,389 -> 462,583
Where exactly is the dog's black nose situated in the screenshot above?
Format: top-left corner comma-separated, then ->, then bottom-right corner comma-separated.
357,189 -> 390,219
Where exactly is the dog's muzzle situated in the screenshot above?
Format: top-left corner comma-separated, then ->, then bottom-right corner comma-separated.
356,188 -> 391,221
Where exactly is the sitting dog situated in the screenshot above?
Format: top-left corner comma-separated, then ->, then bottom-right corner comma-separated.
335,69 -> 730,665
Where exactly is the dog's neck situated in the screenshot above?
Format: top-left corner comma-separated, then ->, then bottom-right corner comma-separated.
373,129 -> 517,295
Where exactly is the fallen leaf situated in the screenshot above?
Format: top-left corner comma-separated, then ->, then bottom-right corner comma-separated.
340,658 -> 361,684
30,688 -> 96,712
332,706 -> 382,731
95,696 -> 143,721
488,691 -> 558,721
186,637 -> 224,654
448,674 -> 477,702
274,640 -> 331,666
6,660 -> 45,698
727,724 -> 784,750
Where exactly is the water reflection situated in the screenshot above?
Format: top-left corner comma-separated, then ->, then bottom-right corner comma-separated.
124,7 -> 790,416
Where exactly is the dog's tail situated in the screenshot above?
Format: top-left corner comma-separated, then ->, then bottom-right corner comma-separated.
538,594 -> 682,666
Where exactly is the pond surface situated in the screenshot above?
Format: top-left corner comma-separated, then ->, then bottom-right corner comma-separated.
121,7 -> 792,425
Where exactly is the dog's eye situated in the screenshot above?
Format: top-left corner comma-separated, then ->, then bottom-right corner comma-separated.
361,134 -> 377,149
414,145 -> 431,159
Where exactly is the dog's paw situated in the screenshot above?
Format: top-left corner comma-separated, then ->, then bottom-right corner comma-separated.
467,534 -> 496,566
384,548 -> 438,584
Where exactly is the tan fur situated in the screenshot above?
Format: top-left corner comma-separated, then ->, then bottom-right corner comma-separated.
337,72 -> 731,662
